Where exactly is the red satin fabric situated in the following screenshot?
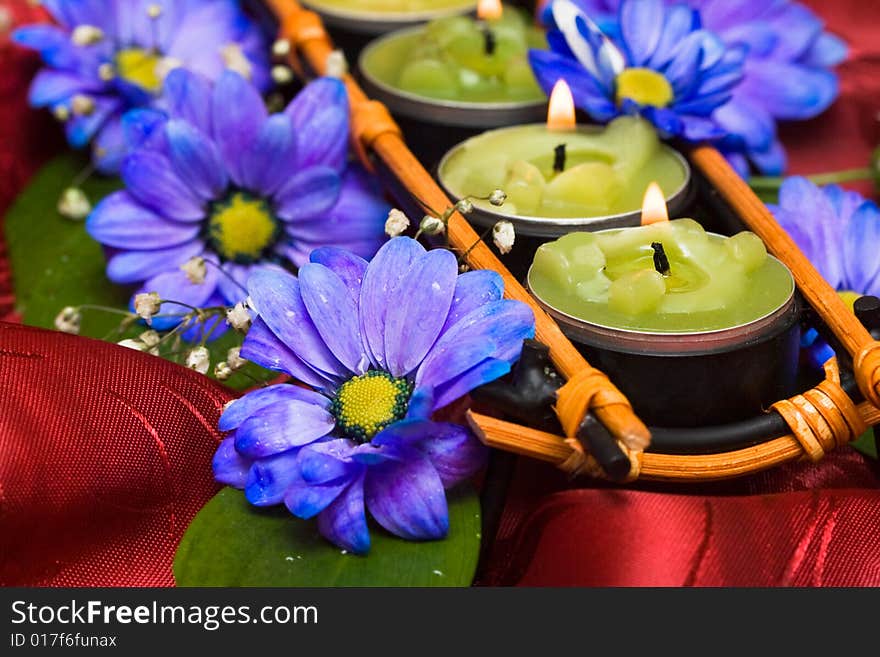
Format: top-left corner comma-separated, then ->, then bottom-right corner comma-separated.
1,1 -> 880,587
0,323 -> 231,586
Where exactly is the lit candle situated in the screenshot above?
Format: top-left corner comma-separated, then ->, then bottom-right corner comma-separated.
358,2 -> 547,104
437,81 -> 690,232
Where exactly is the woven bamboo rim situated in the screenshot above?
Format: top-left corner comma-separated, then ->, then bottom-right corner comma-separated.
265,0 -> 880,481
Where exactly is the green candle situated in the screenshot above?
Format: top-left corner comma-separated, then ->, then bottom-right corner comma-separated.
359,5 -> 547,103
528,220 -> 795,333
439,116 -> 688,219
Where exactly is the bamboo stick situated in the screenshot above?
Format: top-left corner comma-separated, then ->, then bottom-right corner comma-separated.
267,0 -> 651,448
469,401 -> 880,482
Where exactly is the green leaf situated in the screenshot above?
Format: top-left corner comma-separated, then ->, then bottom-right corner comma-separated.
851,428 -> 878,459
174,486 -> 482,587
4,153 -> 272,391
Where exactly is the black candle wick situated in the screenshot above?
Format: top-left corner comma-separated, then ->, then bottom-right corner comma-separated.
553,143 -> 567,173
482,25 -> 497,55
651,242 -> 671,275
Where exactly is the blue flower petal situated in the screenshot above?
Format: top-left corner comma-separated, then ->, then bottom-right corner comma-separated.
297,440 -> 357,484
440,270 -> 504,337
649,5 -> 699,69
164,119 -> 228,201
740,61 -> 838,121
619,0 -> 663,66
162,68 -> 214,136
87,191 -> 199,249
212,70 -> 267,186
13,25 -> 81,70
239,114 -> 298,197
245,449 -> 301,506
364,448 -> 448,541
212,437 -> 250,489
317,474 -> 370,554
844,201 -> 880,296
748,137 -> 786,176
299,263 -> 368,375
122,108 -> 168,152
284,474 -> 350,520
234,400 -> 335,459
528,49 -> 619,121
219,384 -> 330,432
65,97 -> 119,149
433,358 -> 512,411
274,167 -> 342,223
121,150 -> 205,222
764,2 -> 822,61
106,241 -> 204,284
285,77 -> 350,171
28,69 -> 103,107
241,318 -> 335,389
359,237 -> 425,371
713,99 -> 773,151
247,269 -> 349,379
801,32 -> 848,69
92,116 -> 128,174
383,248 -> 458,377
309,247 -> 368,303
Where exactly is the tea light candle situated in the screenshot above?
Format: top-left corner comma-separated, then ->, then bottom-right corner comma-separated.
437,81 -> 691,236
527,187 -> 800,427
302,0 -> 478,35
358,1 -> 548,120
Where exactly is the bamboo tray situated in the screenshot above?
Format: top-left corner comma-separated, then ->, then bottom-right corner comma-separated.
263,0 -> 880,482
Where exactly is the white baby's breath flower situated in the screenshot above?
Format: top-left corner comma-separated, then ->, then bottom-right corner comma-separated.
146,3 -> 162,19
384,208 -> 410,238
97,63 -> 115,81
139,330 -> 161,354
71,24 -> 103,46
454,199 -> 474,215
180,256 -> 206,285
419,215 -> 445,236
214,361 -> 233,381
186,346 -> 210,375
489,189 -> 507,207
226,302 -> 252,332
221,43 -> 252,80
326,50 -> 348,78
134,292 -> 161,324
227,346 -> 247,371
271,65 -> 294,85
54,306 -> 81,335
117,338 -> 146,351
492,220 -> 515,255
70,94 -> 95,116
52,105 -> 71,122
272,38 -> 291,57
57,187 -> 91,220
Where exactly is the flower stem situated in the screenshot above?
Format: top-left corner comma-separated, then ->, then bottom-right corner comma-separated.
749,167 -> 874,191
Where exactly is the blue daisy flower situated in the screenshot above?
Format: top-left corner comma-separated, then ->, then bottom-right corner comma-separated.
562,0 -> 847,174
86,69 -> 390,335
213,237 -> 536,553
770,177 -> 880,367
530,0 -> 745,142
13,0 -> 270,173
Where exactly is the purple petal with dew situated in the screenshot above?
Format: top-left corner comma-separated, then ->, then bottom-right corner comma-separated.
284,471 -> 351,520
161,69 -> 213,136
433,358 -> 513,411
239,114 -> 298,197
747,137 -> 786,176
824,184 -> 867,225
801,32 -> 848,69
234,401 -> 335,459
121,150 -> 206,222
359,237 -> 425,371
649,4 -> 700,69
274,167 -> 342,223
364,448 -> 449,541
440,270 -> 504,337
350,443 -> 404,467
92,116 -> 128,174
285,77 -> 350,170
212,70 -> 267,186
309,247 -> 368,303
417,300 -> 535,391
213,437 -> 251,488
246,268 -> 349,379
297,440 -> 358,485
106,241 -> 204,284
219,384 -> 330,432
844,201 -> 880,296
373,420 -> 486,488
318,473 -> 370,554
65,97 -> 118,149
778,177 -> 844,287
619,0 -> 664,66
528,49 -> 619,121
28,69 -> 104,107
245,449 -> 301,506
406,387 -> 434,420
87,191 -> 199,249
122,108 -> 167,152
241,318 -> 335,389
383,248 -> 458,377
299,263 -> 369,375
164,119 -> 228,201
713,100 -> 774,152
737,61 -> 839,121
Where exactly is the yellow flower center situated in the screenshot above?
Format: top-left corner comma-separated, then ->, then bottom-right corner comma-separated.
615,68 -> 674,108
332,371 -> 412,443
115,48 -> 162,93
206,193 -> 280,264
838,290 -> 861,312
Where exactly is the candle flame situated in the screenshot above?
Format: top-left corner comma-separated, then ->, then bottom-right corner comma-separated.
547,79 -> 576,132
477,0 -> 503,20
641,182 -> 669,225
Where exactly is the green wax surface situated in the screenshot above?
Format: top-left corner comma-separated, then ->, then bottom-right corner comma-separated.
360,7 -> 547,103
305,0 -> 476,15
529,220 -> 795,333
439,117 -> 688,218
